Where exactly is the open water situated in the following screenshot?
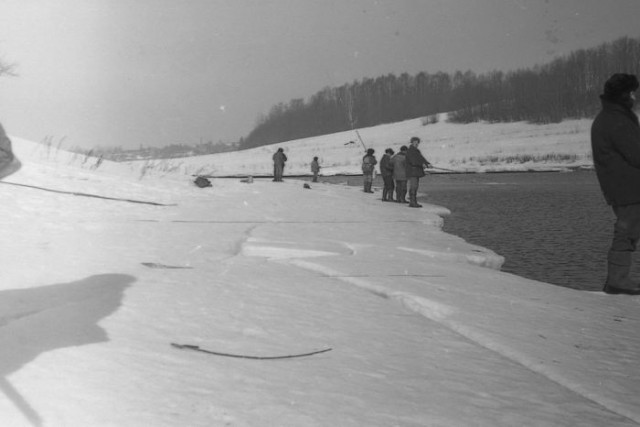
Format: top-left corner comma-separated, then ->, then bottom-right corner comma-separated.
313,171 -> 634,292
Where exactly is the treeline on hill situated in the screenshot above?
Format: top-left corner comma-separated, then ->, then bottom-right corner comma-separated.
240,36 -> 640,150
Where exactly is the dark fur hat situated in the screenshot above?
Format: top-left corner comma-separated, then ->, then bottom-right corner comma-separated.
604,73 -> 639,98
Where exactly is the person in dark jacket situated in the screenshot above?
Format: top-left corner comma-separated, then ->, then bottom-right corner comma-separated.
272,147 -> 287,182
379,148 -> 395,201
0,122 -> 20,180
591,73 -> 640,295
310,156 -> 320,182
391,146 -> 408,203
405,137 -> 432,208
361,148 -> 377,193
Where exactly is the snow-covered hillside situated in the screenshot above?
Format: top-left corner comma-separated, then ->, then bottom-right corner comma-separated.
111,115 -> 594,179
1,128 -> 638,426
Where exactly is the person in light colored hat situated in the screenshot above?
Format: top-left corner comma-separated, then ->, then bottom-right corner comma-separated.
591,73 -> 640,295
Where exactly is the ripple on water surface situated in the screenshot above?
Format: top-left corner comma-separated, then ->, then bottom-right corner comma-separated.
423,171 -> 620,292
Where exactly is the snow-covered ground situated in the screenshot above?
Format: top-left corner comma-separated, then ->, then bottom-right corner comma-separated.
1,120 -> 639,426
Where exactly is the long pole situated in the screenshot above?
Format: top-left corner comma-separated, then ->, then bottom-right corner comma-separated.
355,130 -> 367,150
0,377 -> 43,426
430,166 -> 462,173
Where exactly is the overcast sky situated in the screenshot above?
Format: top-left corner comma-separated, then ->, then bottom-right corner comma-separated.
1,0 -> 639,150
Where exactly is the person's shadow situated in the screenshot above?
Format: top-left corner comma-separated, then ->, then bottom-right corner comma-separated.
0,274 -> 134,426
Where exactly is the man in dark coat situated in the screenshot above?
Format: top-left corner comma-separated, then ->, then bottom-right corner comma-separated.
310,156 -> 320,182
379,148 -> 395,201
391,145 -> 408,203
405,137 -> 432,208
361,148 -> 377,193
272,147 -> 287,182
591,73 -> 640,294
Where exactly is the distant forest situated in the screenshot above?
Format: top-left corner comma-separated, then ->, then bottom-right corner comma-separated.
239,36 -> 640,150
82,35 -> 640,160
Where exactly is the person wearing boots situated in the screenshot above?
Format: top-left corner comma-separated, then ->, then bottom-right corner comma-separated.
405,137 -> 432,208
392,146 -> 408,203
592,73 -> 640,295
311,156 -> 320,182
361,148 -> 377,193
380,148 -> 395,201
272,147 -> 287,182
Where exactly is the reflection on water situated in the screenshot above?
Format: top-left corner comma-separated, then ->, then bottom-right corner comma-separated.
421,171 -> 618,291
313,171 -> 628,291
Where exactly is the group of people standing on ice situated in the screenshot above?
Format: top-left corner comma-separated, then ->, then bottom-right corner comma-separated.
362,136 -> 432,208
271,136 -> 432,208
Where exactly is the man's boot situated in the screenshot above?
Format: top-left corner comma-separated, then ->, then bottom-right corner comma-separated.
400,189 -> 408,203
408,191 -> 422,208
382,188 -> 388,201
604,251 -> 640,294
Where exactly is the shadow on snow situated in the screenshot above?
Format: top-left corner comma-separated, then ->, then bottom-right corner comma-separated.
0,273 -> 135,426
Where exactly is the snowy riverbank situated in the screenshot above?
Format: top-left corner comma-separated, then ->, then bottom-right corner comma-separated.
105,115 -> 594,179
0,136 -> 638,426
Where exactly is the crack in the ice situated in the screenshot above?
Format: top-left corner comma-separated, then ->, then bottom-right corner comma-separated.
232,224 -> 259,258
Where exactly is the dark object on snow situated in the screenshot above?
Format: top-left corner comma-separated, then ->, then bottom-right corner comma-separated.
303,183 -> 311,189
194,176 -> 212,188
171,343 -> 332,360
